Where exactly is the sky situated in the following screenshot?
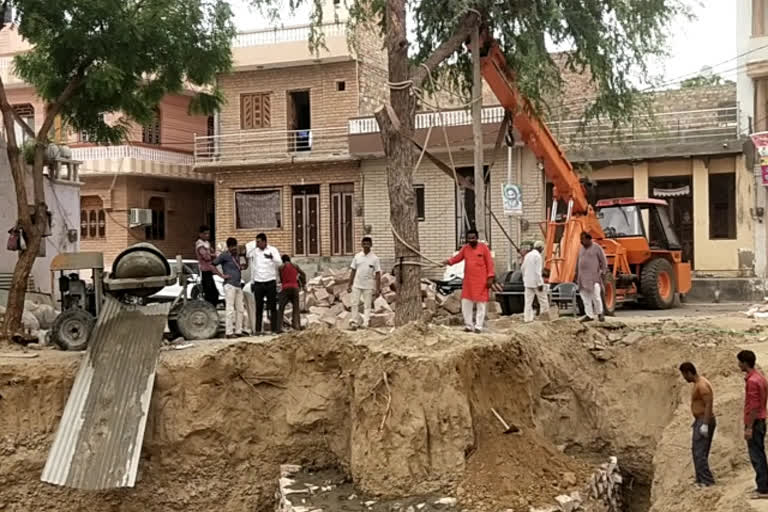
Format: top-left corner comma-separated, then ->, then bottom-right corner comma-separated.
227,0 -> 737,87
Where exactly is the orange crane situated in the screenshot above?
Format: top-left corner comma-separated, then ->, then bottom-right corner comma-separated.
479,37 -> 692,314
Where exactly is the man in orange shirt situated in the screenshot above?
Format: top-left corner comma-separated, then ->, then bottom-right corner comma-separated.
739,350 -> 768,499
442,229 -> 495,333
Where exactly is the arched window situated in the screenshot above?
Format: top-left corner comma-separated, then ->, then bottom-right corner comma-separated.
146,197 -> 165,241
88,211 -> 97,238
80,196 -> 106,240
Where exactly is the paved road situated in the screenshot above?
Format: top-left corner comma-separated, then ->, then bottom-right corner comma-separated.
614,302 -> 749,319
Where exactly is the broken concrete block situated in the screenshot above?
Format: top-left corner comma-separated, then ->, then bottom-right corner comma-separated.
621,331 -> 643,346
369,312 -> 394,328
314,288 -> 330,303
488,300 -> 502,314
304,293 -> 318,310
384,291 -> 397,304
441,291 -> 462,315
340,291 -> 352,309
373,296 -> 392,314
329,303 -> 346,316
554,494 -> 580,512
433,497 -> 457,506
381,273 -> 396,291
425,296 -> 438,314
309,306 -> 331,317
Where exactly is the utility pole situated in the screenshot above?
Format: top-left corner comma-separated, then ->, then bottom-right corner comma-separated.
471,24 -> 485,241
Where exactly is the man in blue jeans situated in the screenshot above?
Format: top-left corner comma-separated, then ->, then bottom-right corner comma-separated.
739,350 -> 768,500
679,362 -> 716,487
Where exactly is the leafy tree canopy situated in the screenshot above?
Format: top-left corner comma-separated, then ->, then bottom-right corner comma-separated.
251,0 -> 687,123
680,73 -> 732,89
6,0 -> 235,143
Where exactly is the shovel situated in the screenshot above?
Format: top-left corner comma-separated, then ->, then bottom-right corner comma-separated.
491,407 -> 521,434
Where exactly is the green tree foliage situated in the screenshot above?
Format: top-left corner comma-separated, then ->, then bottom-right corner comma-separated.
10,0 -> 235,142
0,0 -> 234,339
680,73 -> 732,89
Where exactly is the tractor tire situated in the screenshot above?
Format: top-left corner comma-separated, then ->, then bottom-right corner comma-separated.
601,273 -> 617,316
505,295 -> 525,315
176,300 -> 219,340
51,309 -> 95,351
640,258 -> 677,309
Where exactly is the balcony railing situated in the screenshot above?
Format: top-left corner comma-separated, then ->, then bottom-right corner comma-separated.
194,127 -> 350,165
73,145 -> 194,166
349,105 -> 744,148
233,22 -> 347,48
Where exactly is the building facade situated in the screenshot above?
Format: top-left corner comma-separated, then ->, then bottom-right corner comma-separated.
348,83 -> 751,281
196,1 -> 386,267
0,24 -> 214,270
737,0 -> 768,279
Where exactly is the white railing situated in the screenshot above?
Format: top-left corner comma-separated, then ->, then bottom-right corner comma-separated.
194,127 -> 350,164
233,22 -> 347,48
72,145 -> 194,166
348,105 -> 743,147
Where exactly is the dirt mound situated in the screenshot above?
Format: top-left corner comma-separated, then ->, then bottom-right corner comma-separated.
0,318 -> 758,511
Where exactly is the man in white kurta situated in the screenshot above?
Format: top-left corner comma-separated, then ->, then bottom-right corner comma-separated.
521,240 -> 550,323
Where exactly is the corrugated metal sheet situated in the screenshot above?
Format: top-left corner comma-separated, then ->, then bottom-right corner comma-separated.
41,295 -> 170,490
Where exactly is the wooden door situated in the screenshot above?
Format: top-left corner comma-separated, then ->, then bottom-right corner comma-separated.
293,194 -> 320,256
331,184 -> 354,255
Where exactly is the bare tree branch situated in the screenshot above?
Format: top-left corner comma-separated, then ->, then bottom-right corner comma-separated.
410,11 -> 481,89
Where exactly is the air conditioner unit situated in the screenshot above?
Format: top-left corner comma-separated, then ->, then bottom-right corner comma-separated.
129,208 -> 153,227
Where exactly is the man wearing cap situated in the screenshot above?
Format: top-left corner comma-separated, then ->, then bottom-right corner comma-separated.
521,240 -> 549,323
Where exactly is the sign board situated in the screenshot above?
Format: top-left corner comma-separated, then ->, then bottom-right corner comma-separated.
750,132 -> 768,186
502,183 -> 523,216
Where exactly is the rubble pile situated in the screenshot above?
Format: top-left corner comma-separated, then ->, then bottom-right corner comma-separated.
744,301 -> 768,319
298,268 -> 501,329
529,457 -> 623,512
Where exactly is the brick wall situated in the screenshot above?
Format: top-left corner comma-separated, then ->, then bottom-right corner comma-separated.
214,162 -> 363,258
352,20 -> 388,116
80,175 -> 213,268
360,145 -> 544,279
217,61 -> 360,134
650,83 -> 736,113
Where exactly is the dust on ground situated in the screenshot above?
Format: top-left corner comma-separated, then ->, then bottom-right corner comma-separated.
1,310 -> 767,512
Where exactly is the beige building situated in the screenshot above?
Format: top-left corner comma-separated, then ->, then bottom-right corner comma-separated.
348,83 -> 750,280
196,2 -> 387,266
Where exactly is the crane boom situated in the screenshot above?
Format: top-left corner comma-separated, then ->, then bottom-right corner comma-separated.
479,41 -> 590,215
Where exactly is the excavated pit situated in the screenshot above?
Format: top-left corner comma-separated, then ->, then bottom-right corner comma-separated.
0,318 -> 751,512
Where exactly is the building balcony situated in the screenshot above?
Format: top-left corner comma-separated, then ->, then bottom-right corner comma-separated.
72,144 -> 210,181
348,104 -> 747,162
193,127 -> 351,169
232,22 -> 352,71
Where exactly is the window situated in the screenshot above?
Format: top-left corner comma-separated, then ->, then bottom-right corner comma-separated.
755,0 -> 768,36
12,103 -> 34,144
336,81 -> 346,92
240,92 -> 271,130
145,197 -> 166,240
80,197 -> 106,240
709,173 -> 736,240
235,189 -> 281,229
414,184 -> 425,221
142,108 -> 161,145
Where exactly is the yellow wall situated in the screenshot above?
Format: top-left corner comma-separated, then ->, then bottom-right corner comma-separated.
692,155 -> 753,273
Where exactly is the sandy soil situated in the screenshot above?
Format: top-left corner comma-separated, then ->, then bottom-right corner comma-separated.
1,310 -> 767,511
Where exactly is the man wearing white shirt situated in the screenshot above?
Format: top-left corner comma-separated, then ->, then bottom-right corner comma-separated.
246,233 -> 281,334
347,237 -> 381,329
521,240 -> 550,323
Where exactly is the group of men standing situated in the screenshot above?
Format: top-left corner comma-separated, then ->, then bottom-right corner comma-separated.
194,226 -> 384,335
520,231 -> 608,323
679,351 -> 768,500
194,227 -> 306,337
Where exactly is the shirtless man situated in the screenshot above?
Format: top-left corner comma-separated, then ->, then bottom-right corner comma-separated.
679,362 -> 716,487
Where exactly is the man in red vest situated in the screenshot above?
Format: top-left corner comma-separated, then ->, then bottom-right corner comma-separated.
442,228 -> 495,333
278,254 -> 306,332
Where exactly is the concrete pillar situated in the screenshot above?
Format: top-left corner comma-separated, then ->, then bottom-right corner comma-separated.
756,163 -> 768,277
632,162 -> 648,198
692,159 -> 709,271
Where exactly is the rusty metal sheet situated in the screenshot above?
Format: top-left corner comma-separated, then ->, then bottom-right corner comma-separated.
41,295 -> 170,490
50,252 -> 105,271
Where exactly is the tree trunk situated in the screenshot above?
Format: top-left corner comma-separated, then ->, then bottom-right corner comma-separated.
376,0 -> 421,326
3,221 -> 42,339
